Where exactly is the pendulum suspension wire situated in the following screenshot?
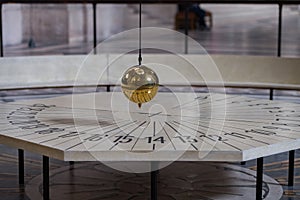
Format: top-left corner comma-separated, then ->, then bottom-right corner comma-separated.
138,2 -> 142,65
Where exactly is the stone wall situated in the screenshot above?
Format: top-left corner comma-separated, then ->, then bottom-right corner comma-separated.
22,4 -> 68,46
67,4 -> 87,44
21,4 -> 129,46
142,4 -> 177,24
2,4 -> 22,46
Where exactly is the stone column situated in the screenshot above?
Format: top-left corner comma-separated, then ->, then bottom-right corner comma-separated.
22,4 -> 68,46
3,4 -> 22,46
86,4 -> 127,43
68,4 -> 86,44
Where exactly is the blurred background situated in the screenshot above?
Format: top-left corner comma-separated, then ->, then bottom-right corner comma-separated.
1,3 -> 300,200
2,4 -> 300,57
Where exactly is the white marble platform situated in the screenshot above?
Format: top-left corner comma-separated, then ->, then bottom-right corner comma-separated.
0,92 -> 300,162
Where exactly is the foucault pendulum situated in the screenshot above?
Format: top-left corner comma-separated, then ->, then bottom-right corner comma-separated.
121,65 -> 159,108
121,3 -> 159,108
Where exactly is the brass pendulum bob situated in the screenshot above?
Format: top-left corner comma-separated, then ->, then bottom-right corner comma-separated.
121,65 -> 159,108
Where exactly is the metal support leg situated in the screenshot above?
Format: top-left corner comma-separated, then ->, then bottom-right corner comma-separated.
256,157 -> 264,200
277,4 -> 282,57
288,150 -> 295,186
18,149 -> 24,185
43,156 -> 49,200
150,162 -> 158,200
69,161 -> 74,170
151,170 -> 158,200
269,88 -> 274,100
92,3 -> 97,54
106,85 -> 110,92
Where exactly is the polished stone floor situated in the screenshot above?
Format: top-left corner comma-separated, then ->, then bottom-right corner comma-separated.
0,144 -> 299,200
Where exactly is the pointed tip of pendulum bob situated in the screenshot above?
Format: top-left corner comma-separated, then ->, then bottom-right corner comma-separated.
138,103 -> 142,108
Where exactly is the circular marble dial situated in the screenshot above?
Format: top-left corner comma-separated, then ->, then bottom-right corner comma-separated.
0,92 -> 299,163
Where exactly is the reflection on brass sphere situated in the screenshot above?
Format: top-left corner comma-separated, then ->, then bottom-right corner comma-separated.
121,65 -> 159,108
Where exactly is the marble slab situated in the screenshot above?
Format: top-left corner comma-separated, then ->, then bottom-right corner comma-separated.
0,92 -> 300,162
